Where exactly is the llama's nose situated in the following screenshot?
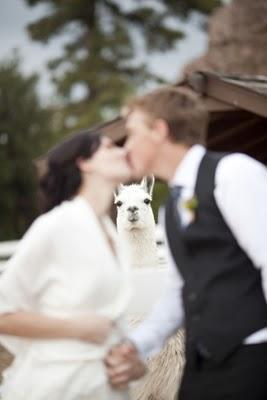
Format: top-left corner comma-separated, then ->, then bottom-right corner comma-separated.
128,206 -> 138,213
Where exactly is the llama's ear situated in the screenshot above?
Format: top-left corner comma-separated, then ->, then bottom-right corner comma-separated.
141,175 -> 155,196
114,183 -> 124,199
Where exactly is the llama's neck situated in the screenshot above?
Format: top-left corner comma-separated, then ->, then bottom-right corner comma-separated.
120,226 -> 158,268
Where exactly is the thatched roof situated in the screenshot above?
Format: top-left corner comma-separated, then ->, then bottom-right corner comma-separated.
183,0 -> 267,77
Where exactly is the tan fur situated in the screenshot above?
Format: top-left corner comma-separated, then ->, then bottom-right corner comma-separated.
130,329 -> 185,400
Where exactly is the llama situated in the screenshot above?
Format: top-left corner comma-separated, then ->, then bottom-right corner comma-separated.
114,176 -> 158,268
114,176 -> 185,400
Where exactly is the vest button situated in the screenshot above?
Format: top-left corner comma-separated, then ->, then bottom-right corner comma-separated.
197,343 -> 212,359
188,292 -> 197,302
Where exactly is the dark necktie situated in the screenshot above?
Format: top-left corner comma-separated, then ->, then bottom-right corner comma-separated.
168,185 -> 183,223
170,185 -> 183,200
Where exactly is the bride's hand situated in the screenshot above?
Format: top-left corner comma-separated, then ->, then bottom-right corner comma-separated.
73,315 -> 114,344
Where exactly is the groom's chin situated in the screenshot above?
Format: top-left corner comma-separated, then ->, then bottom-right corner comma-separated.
131,170 -> 143,180
126,155 -> 144,179
135,164 -> 155,179
125,150 -> 154,179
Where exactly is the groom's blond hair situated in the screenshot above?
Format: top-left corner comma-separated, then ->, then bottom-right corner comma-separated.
127,87 -> 209,146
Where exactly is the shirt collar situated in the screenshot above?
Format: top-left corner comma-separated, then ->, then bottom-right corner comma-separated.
170,144 -> 206,189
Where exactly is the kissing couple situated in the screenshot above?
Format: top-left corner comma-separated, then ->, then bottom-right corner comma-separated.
1,86 -> 267,400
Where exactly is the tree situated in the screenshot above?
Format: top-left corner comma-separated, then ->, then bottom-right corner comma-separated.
24,0 -> 221,131
0,54 -> 54,240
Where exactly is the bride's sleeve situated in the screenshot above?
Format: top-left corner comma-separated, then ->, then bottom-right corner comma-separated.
0,215 -> 51,315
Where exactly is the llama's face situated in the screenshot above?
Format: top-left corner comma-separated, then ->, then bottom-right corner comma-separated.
114,176 -> 155,231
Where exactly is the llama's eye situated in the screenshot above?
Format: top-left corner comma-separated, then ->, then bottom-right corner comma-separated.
116,200 -> 123,207
144,198 -> 151,205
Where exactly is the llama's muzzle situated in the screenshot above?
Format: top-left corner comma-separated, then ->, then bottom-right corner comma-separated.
128,215 -> 139,223
128,210 -> 139,223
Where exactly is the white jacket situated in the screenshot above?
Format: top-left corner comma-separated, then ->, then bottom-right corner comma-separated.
0,196 -> 132,399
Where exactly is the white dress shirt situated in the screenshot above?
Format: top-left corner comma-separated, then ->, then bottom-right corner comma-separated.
129,145 -> 267,358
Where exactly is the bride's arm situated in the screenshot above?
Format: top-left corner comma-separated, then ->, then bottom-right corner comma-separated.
0,215 -> 112,345
0,311 -> 112,344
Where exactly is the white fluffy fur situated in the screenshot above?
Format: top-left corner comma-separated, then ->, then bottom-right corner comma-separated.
115,176 -> 158,268
114,177 -> 185,400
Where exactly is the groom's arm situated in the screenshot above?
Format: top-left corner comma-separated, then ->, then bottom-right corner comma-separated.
127,259 -> 184,359
126,207 -> 184,359
105,260 -> 184,389
106,209 -> 184,387
215,153 -> 267,299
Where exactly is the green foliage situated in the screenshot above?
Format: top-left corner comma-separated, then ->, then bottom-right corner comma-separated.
163,0 -> 222,16
0,0 -> 222,239
24,0 -> 221,131
0,54 -> 55,240
152,181 -> 170,223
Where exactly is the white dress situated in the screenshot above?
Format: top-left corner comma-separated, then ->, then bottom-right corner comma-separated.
0,197 -> 132,400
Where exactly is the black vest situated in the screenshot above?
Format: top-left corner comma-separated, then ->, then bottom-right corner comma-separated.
165,151 -> 267,363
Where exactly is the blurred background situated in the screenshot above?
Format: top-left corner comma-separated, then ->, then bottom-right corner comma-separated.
1,0 -> 267,241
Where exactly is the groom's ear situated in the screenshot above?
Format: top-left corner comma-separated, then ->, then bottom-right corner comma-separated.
153,118 -> 169,143
141,175 -> 155,196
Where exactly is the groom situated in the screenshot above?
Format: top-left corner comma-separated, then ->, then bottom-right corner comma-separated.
105,87 -> 267,399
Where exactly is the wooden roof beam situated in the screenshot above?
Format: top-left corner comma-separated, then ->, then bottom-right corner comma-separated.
188,72 -> 267,119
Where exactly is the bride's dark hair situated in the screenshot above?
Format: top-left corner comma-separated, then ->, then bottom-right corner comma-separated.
38,129 -> 101,213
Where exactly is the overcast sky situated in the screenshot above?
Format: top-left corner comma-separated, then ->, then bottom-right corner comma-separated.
0,0 -> 212,103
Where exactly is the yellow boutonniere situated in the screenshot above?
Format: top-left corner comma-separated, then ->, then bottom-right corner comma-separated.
182,195 -> 198,223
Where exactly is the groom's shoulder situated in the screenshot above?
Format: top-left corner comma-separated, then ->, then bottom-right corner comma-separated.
215,152 -> 267,185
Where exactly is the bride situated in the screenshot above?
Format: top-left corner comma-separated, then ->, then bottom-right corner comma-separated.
0,130 -> 133,400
